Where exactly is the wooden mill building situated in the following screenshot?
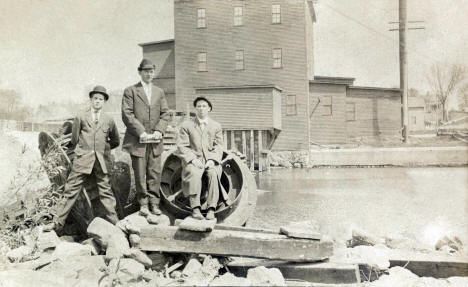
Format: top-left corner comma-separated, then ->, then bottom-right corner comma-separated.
140,0 -> 402,153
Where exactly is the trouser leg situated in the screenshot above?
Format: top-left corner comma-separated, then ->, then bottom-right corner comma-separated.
146,145 -> 162,206
182,163 -> 204,209
205,168 -> 220,209
92,161 -> 118,224
54,168 -> 86,229
131,154 -> 148,206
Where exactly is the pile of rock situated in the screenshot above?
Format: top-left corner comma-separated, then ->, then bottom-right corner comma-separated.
0,213 -> 287,287
268,151 -> 310,168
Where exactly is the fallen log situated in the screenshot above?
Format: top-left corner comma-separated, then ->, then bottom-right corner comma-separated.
140,225 -> 333,262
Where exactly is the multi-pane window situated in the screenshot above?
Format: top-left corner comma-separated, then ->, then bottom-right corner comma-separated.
322,96 -> 333,116
272,4 -> 281,24
286,95 -> 297,116
235,50 -> 244,70
272,48 -> 282,68
234,6 -> 243,26
346,102 -> 355,121
197,8 -> 206,28
197,52 -> 207,72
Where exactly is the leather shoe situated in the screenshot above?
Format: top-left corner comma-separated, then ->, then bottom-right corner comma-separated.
191,208 -> 205,220
139,205 -> 150,217
206,208 -> 215,220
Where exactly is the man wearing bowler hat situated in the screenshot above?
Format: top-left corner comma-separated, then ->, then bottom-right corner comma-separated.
175,97 -> 226,220
122,59 -> 170,216
46,85 -> 120,232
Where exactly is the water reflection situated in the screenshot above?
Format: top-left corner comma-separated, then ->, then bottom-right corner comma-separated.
249,167 -> 468,245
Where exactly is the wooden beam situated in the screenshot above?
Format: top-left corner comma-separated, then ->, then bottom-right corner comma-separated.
230,130 -> 236,151
258,130 -> 263,171
241,131 -> 247,157
228,258 -> 361,284
140,225 -> 333,262
249,130 -> 254,171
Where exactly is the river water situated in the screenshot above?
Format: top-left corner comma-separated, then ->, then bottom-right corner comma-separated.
249,167 -> 468,246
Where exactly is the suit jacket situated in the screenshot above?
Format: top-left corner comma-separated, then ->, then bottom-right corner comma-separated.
71,110 -> 120,175
121,82 -> 170,157
175,117 -> 223,166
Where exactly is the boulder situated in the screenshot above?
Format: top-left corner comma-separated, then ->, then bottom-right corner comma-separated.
36,230 -> 60,251
210,273 -> 251,286
116,213 -> 149,235
108,258 -> 145,283
129,234 -> 141,248
87,217 -> 130,257
178,216 -> 216,232
147,252 -> 173,271
0,270 -> 67,287
129,248 -> 153,268
293,162 -> 301,168
182,258 -> 203,277
171,270 -> 182,279
183,256 -> 222,286
347,228 -> 383,247
41,255 -> 106,280
435,235 -> 463,252
72,266 -> 104,287
6,245 -> 34,262
80,238 -> 100,255
51,242 -> 93,259
58,236 -> 76,243
247,266 -> 285,286
371,266 -> 419,287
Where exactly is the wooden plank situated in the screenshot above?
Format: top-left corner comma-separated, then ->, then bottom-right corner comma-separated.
258,130 -> 263,171
174,221 -> 279,235
249,130 -> 254,171
230,130 -> 236,151
390,260 -> 468,278
140,225 -> 333,262
241,130 -> 247,156
228,258 -> 361,284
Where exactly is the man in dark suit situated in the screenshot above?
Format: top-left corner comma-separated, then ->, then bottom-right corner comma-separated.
122,59 -> 170,216
48,85 -> 120,232
175,97 -> 224,220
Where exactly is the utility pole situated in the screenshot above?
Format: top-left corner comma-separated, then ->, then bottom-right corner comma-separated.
389,1 -> 425,143
399,0 -> 408,143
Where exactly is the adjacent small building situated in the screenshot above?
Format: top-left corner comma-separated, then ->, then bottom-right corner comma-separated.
140,0 -> 402,151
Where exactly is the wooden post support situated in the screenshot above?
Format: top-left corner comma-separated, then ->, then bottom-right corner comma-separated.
241,131 -> 247,157
230,130 -> 236,151
258,130 -> 263,171
140,225 -> 333,262
223,131 -> 227,150
249,130 -> 254,171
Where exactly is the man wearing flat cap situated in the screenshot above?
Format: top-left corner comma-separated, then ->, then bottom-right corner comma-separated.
175,97 -> 225,220
122,59 -> 170,216
47,85 -> 120,232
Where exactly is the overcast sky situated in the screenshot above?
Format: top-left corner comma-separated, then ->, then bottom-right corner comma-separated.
0,0 -> 466,107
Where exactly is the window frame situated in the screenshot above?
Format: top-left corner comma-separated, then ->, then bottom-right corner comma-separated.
272,4 -> 281,24
234,6 -> 243,26
272,48 -> 282,69
197,52 -> 207,72
197,8 -> 206,28
286,94 -> 297,116
235,50 -> 244,70
321,95 -> 333,116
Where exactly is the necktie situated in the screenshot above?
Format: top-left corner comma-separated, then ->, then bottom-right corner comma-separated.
200,122 -> 205,131
94,112 -> 99,124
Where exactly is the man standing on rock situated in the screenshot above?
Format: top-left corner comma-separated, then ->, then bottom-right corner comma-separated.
46,85 -> 120,233
122,59 -> 170,216
175,97 -> 225,220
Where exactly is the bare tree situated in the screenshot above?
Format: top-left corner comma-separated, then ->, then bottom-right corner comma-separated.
426,63 -> 466,122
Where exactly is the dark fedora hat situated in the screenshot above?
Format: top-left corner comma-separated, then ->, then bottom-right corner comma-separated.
89,85 -> 109,101
193,96 -> 212,110
138,58 -> 155,71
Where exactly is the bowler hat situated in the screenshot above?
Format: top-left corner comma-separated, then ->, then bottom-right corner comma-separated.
138,58 -> 155,71
193,96 -> 213,110
89,85 -> 109,101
